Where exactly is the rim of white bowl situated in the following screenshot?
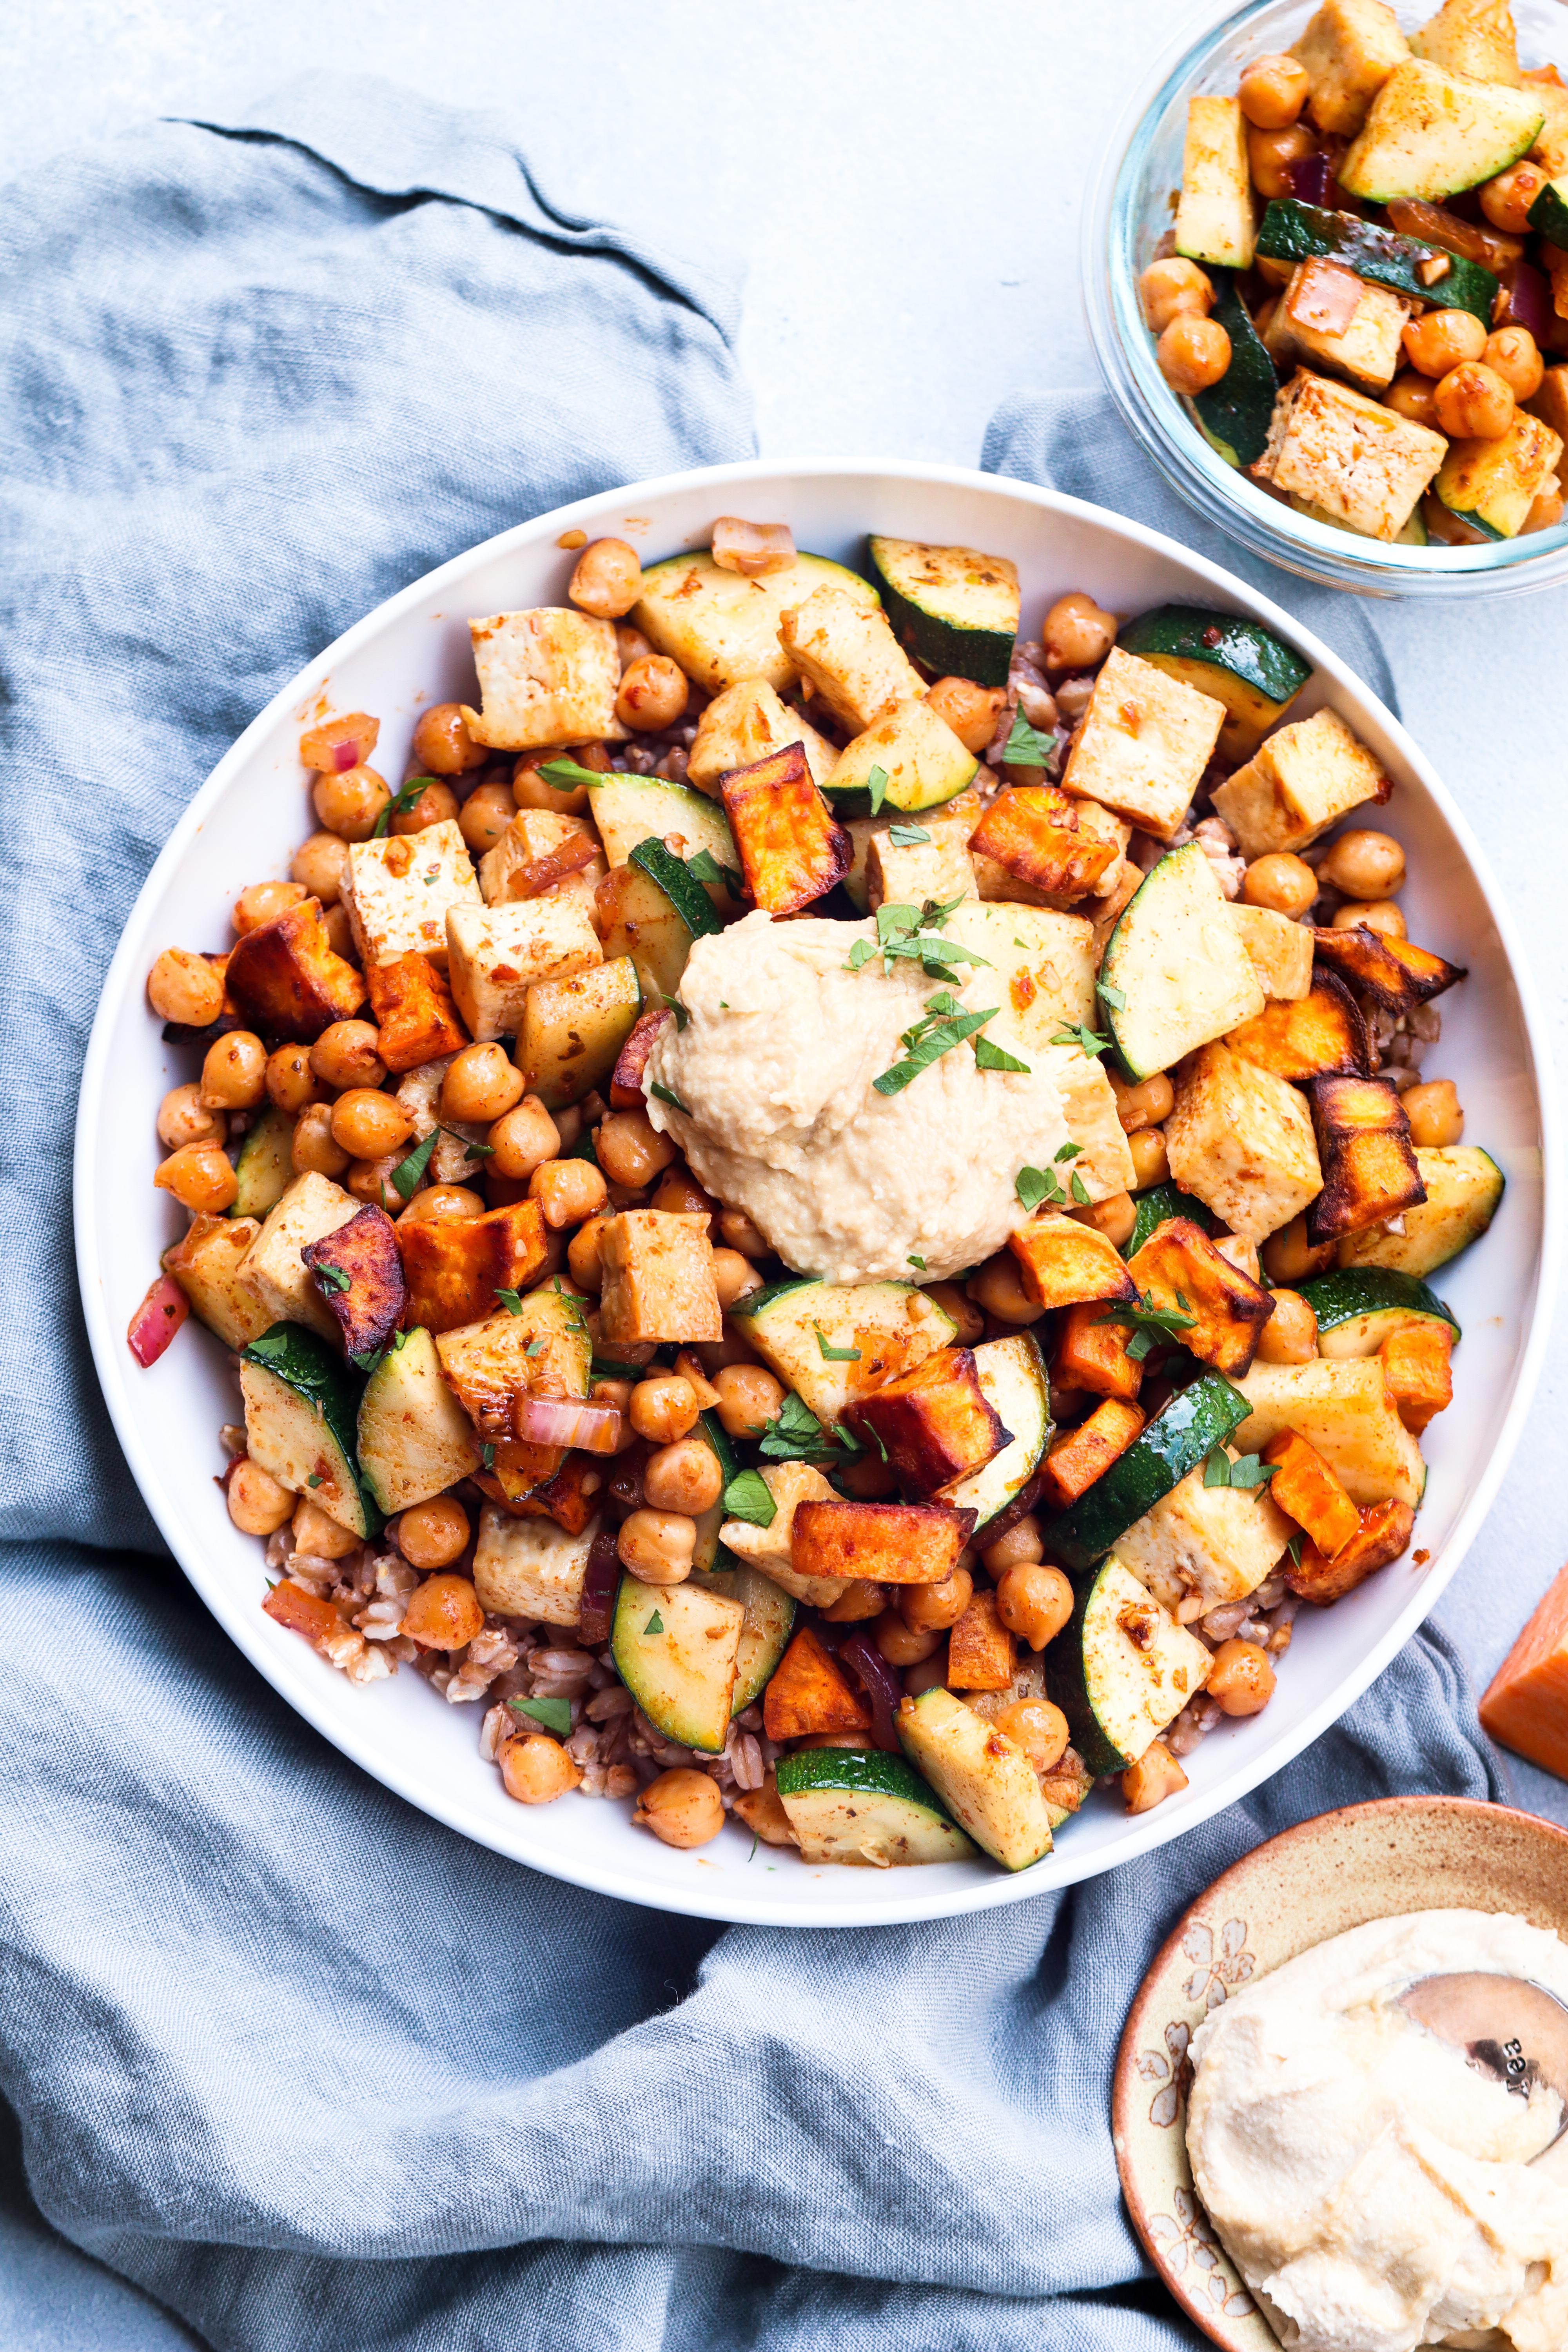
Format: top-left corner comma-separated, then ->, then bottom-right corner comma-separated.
75,457 -> 1561,1925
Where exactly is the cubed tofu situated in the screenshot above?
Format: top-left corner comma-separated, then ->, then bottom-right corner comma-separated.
776,584 -> 927,732
1042,1045 -> 1140,1200
1436,410 -> 1564,540
396,1199 -> 550,1334
845,789 -> 982,914
1174,95 -> 1256,271
1272,260 -> 1411,392
864,823 -> 976,911
461,608 -> 627,751
162,1214 -> 272,1350
478,811 -> 604,909
472,1507 -> 599,1627
1118,1453 -> 1294,1614
1290,0 -> 1410,136
1227,904 -> 1315,1002
1060,649 -> 1225,842
1250,369 -> 1446,543
394,1053 -> 488,1187
686,677 -> 838,793
598,1210 -> 722,1345
719,1459 -> 848,1608
240,1171 -> 359,1343
1411,0 -> 1521,86
224,899 -> 367,1042
1211,705 -> 1391,858
445,899 -> 602,1042
346,822 -> 480,969
1165,1041 -> 1323,1242
1231,1357 -> 1426,1507
825,696 -> 979,813
969,784 -> 1121,907
364,953 -> 468,1073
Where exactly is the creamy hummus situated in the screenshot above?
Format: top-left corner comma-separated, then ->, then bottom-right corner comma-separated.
1185,1909 -> 1568,2352
642,910 -> 1080,1284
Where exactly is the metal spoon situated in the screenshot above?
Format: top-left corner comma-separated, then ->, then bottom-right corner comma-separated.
1398,1973 -> 1568,2153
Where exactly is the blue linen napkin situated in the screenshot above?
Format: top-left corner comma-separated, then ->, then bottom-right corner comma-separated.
2,90 -> 1506,2352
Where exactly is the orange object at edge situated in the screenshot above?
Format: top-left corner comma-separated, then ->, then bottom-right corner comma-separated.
1479,1562 -> 1568,1783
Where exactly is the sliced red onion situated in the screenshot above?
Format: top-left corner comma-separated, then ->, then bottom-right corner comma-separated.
1500,260 -> 1551,343
1285,153 -> 1332,206
838,1631 -> 903,1754
578,1529 -> 621,1646
333,739 -> 360,771
514,1394 -> 623,1453
127,1274 -> 189,1367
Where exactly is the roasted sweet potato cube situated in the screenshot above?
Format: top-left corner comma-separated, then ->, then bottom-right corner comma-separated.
609,1007 -> 673,1110
435,1313 -> 548,1441
1008,1209 -> 1138,1311
1286,1498 -> 1415,1605
1379,1321 -> 1453,1434
969,785 -> 1118,905
1310,926 -> 1466,1020
225,899 -> 367,1041
1038,1399 -> 1145,1512
789,1499 -> 976,1586
1126,1216 -> 1276,1377
396,1200 -> 550,1335
1306,1074 -> 1426,1245
507,1450 -> 608,1536
364,953 -> 467,1074
598,1210 -> 723,1346
946,1588 -> 1016,1691
263,1579 -> 342,1644
762,1625 -> 873,1742
1225,971 -> 1369,1082
1260,1429 -> 1359,1558
301,1205 -> 407,1359
486,1437 -> 568,1506
719,742 -> 851,915
840,1346 -> 1010,1499
1053,1301 -> 1143,1402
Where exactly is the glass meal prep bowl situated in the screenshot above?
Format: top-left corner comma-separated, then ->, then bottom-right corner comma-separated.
1084,0 -> 1568,598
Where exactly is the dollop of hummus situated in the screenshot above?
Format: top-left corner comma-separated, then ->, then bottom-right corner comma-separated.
1185,1909 -> 1568,2352
642,911 -> 1077,1283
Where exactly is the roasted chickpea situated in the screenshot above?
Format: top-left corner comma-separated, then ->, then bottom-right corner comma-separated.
457,780 -> 517,855
310,1019 -> 385,1091
1138,256 -> 1215,334
1044,591 -> 1118,671
290,1496 -> 361,1559
820,1580 -> 888,1624
1483,324 -> 1544,402
922,1281 -> 984,1346
514,753 -> 593,815
711,1248 -> 762,1310
926,677 -> 1008,754
299,711 -> 379,773
616,654 -> 688,733
322,903 -> 356,961
1524,479 -> 1566,534
147,948 -> 223,1028
617,1507 -> 697,1583
596,1109 -> 679,1189
397,1496 -> 471,1570
312,764 -> 390,841
233,879 -> 306,936
982,1515 -> 1044,1577
200,1029 -> 267,1111
390,780 -> 461,836
1127,1127 -> 1171,1189
1261,1212 -> 1334,1286
291,1104 -> 350,1178
568,536 -> 642,619
157,1082 -> 225,1151
643,1436 -> 723,1515
615,623 -> 655,668
1479,159 -> 1548,235
995,1696 -> 1071,1772
411,702 -> 487,777
1156,312 -> 1232,394
1316,828 -> 1405,898
292,833 -> 352,907
529,1157 -> 608,1229
264,1044 -> 322,1114
440,1043 -> 524,1125
1434,360 -> 1515,441
1111,1070 -> 1174,1132
903,1647 -> 952,1699
1401,307 -> 1487,379
633,1767 -> 724,1847
1403,1078 -> 1464,1148
1332,898 -> 1406,938
1246,121 -> 1315,201
402,1183 -> 485,1224
873,1609 -> 944,1668
1238,51 -> 1309,128
1257,1287 -> 1318,1365
1383,369 -> 1441,428
1242,851 -> 1318,917
717,1204 -> 769,1257
330,1087 -> 412,1160
967,1251 -> 1045,1325
346,1156 -> 409,1211
1073,1191 -> 1136,1250
651,1167 -> 717,1225
1207,1636 -> 1277,1717
898,1565 -> 973,1633
226,1458 -> 294,1535
1123,1740 -> 1189,1814
566,1210 -> 611,1290
995,1562 -> 1074,1651
154,1142 -> 238,1214
488,1095 -> 561,1181
402,1572 -> 484,1650
835,1452 -> 898,1499
711,1362 -> 785,1440
502,1735 -> 583,1805
630,1374 -> 701,1445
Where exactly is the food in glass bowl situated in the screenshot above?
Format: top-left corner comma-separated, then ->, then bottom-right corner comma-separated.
1146,0 -> 1568,544
131,517 -> 1502,1874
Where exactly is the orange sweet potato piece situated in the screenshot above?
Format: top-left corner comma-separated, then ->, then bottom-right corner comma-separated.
762,1625 -> 873,1741
1286,1498 -> 1415,1605
790,1499 -> 976,1586
1479,1563 -> 1568,1782
506,1450 -> 608,1535
1379,1322 -> 1453,1434
1307,1073 -> 1426,1246
226,899 -> 367,1042
301,1204 -> 407,1359
1038,1398 -> 1146,1512
396,1200 -> 550,1335
969,784 -> 1117,904
610,1007 -> 674,1109
946,1588 -> 1016,1692
365,953 -> 467,1074
839,1346 -> 1010,1499
1052,1302 -> 1143,1402
263,1579 -> 343,1644
1261,1430 -> 1359,1559
720,742 -> 850,915
1126,1216 -> 1275,1377
1008,1209 -> 1138,1311
1310,926 -> 1466,1022
1225,971 -> 1369,1082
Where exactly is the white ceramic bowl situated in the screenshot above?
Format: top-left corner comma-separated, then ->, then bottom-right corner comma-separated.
76,459 -> 1558,1927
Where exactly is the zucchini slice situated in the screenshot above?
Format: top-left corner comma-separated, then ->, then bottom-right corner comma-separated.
518,956 -> 642,1111
690,1407 -> 740,1577
1339,61 -> 1544,206
240,1324 -> 381,1539
584,775 -> 739,876
1123,1180 -> 1220,1260
729,1277 -> 956,1423
1254,197 -> 1497,323
938,1332 -> 1051,1533
597,839 -> 721,1000
1099,843 -> 1264,1083
1529,174 -> 1568,254
1190,271 -> 1279,470
1116,606 -> 1310,764
610,1572 -> 745,1753
1046,1557 -> 1212,1777
824,698 -> 978,817
775,1746 -> 976,1866
866,536 -> 1019,688
896,1686 -> 1052,1871
231,1106 -> 295,1220
1335,1145 -> 1504,1278
1435,410 -> 1564,542
693,1561 -> 795,1716
1300,1267 -> 1460,1359
357,1326 -> 483,1513
632,551 -> 878,698
1039,1372 -> 1251,1573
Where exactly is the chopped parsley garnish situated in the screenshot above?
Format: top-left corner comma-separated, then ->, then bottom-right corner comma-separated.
649,1082 -> 690,1116
974,1036 -> 1029,1074
687,848 -> 744,897
643,1611 -> 665,1636
349,1347 -> 387,1374
1097,980 -> 1127,1011
456,1131 -> 494,1160
844,894 -> 991,986
390,1127 -> 441,1200
1285,1530 -> 1304,1567
508,1695 -> 572,1737
650,986 -> 689,1031
307,1473 -> 323,1488
759,1391 -> 859,1467
1004,713 -> 1058,767
494,1289 -> 525,1316
1203,1448 -> 1278,1492
865,763 -> 890,816
314,1263 -> 352,1293
887,822 -> 931,847
370,776 -> 441,838
537,756 -> 609,791
815,1325 -> 861,1363
907,1254 -> 927,1272
1016,1150 -> 1083,1211
481,1443 -> 495,1468
1051,1022 -> 1114,1059
723,1468 -> 777,1527
524,1337 -> 548,1357
1094,1291 -> 1198,1362
874,999 -> 998,1097
1070,1171 -> 1091,1206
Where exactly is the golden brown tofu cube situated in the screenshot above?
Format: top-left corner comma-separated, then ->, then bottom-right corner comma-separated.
396,1200 -> 550,1336
1310,925 -> 1466,1021
1126,1215 -> 1276,1377
946,1589 -> 1016,1691
225,899 -> 367,1042
969,785 -> 1120,906
719,742 -> 851,915
1306,1074 -> 1426,1245
434,1312 -> 554,1441
840,1346 -> 1010,1500
1007,1210 -> 1138,1312
364,953 -> 468,1074
598,1210 -> 723,1346
1225,971 -> 1369,1082
301,1205 -> 407,1360
789,1500 -> 977,1587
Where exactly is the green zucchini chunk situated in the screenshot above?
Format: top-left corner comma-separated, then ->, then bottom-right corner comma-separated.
519,956 -> 642,1111
1039,1372 -> 1251,1572
1124,1181 -> 1221,1260
896,1686 -> 1051,1870
1046,1556 -> 1212,1777
626,836 -> 724,941
609,838 -> 723,1000
1116,604 -> 1310,764
1191,270 -> 1278,469
939,1332 -> 1051,1532
358,1327 -> 483,1513
693,1560 -> 796,1717
1336,1145 -> 1504,1278
632,551 -> 878,698
1099,842 -> 1263,1083
866,535 -> 1019,688
1529,175 -> 1568,254
231,1106 -> 295,1221
730,1276 -> 956,1423
240,1323 -> 381,1539
1254,198 -> 1497,323
1300,1268 -> 1460,1359
585,774 -> 739,874
775,1745 -> 976,1866
610,1572 -> 744,1753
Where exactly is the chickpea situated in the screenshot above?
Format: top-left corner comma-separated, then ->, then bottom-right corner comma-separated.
922,1281 -> 984,1346
566,1211 -> 611,1290
290,1496 -> 361,1559
982,1515 -> 1044,1577
835,1452 -> 898,1499
995,1695 -> 1071,1772
330,1087 -> 412,1161
412,702 -> 488,777
651,1167 -> 716,1225
157,1082 -> 225,1151
1247,121 -> 1315,201
1207,1636 -> 1277,1717
502,1734 -> 583,1805
263,1044 -> 320,1114
437,1043 -> 523,1126
903,1647 -> 952,1699
291,1101 -> 351,1178
967,1251 -> 1045,1325
630,1374 -> 701,1445
711,1248 -> 762,1310
1483,324 -> 1544,403
616,623 -> 655,668
1332,898 -> 1406,939
147,948 -> 223,1028
1261,1212 -> 1333,1286
390,779 -> 461,836
530,1157 -> 608,1229
291,829 -> 350,903
457,780 -> 517,855
1383,370 -> 1441,428
995,1563 -> 1074,1651
1434,360 -> 1514,441
309,1020 -> 384,1092
1111,1069 -> 1174,1133
568,536 -> 642,619
323,903 -> 356,961
643,1436 -> 723,1515
1241,851 -> 1317,917
227,1459 -> 295,1535
926,677 -> 1008,754
1256,1287 -> 1318,1365
401,1572 -> 484,1650
616,654 -> 688,733
488,1095 -> 561,1181
1073,1191 -> 1136,1250
233,879 -> 306,936
154,1142 -> 238,1214
1157,313 -> 1231,394
899,1566 -> 973,1633
617,1507 -> 696,1583
1238,52 -> 1309,129
1317,828 -> 1404,898
1123,1739 -> 1189,1814
596,1109 -> 679,1189
1524,479 -> 1566,534
397,1495 -> 471,1570
312,764 -> 390,840
712,1362 -> 785,1440
1138,256 -> 1215,334
200,1030 -> 267,1111
1043,591 -> 1118,673
1403,1078 -> 1464,1149
633,1767 -> 724,1848
346,1156 -> 409,1211
718,1205 -> 769,1258
401,1183 -> 485,1224
1127,1127 -> 1171,1190
1401,307 -> 1487,379
514,755 -> 592,815
873,1609 -> 944,1668
1479,159 -> 1548,235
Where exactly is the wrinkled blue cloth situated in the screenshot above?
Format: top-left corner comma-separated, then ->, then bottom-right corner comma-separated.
2,87 -> 1506,2352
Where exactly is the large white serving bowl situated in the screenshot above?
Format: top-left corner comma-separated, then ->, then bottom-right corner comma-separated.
76,460 -> 1557,1928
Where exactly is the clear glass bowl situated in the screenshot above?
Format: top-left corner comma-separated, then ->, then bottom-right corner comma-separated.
1083,0 -> 1568,597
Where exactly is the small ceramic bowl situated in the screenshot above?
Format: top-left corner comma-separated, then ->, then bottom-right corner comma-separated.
1112,1795 -> 1568,2349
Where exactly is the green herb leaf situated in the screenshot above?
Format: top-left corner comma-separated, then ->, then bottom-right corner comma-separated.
307,1473 -> 323,1488
349,1347 -> 387,1374
974,1036 -> 1030,1074
314,1262 -> 352,1293
390,1127 -> 441,1200
1070,1171 -> 1091,1206
643,1610 -> 665,1636
524,1337 -> 547,1357
1286,1530 -> 1304,1567
1016,1164 -> 1062,1214
887,822 -> 931,847
687,847 -> 745,897
649,1081 -> 690,1116
481,1443 -> 495,1468
591,1356 -> 649,1382
1013,937 -> 1028,949
815,1324 -> 862,1363
1004,713 -> 1058,767
866,763 -> 890,816
1096,1292 -> 1198,1357
1097,980 -> 1128,1012
370,776 -> 441,839
538,756 -> 610,791
507,1694 -> 572,1737
650,986 -> 690,1031
873,1005 -> 998,1097
1051,1022 -> 1115,1060
723,1468 -> 777,1527
758,1390 -> 856,1466
1054,1142 -> 1083,1163
449,1129 -> 494,1160
563,1127 -> 600,1164
494,1289 -> 525,1316
391,1330 -> 409,1352
907,1254 -> 927,1272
